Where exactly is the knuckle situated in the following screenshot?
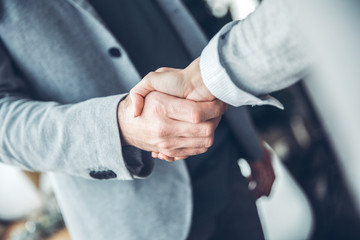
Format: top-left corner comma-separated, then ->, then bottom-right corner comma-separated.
152,103 -> 165,116
158,127 -> 168,138
129,88 -> 135,96
145,71 -> 156,79
210,102 -> 221,116
204,137 -> 214,148
203,124 -> 214,137
191,112 -> 201,124
190,106 -> 202,124
214,101 -> 227,116
163,150 -> 175,158
154,124 -> 168,138
156,67 -> 167,72
158,141 -> 171,151
149,90 -> 162,102
190,148 -> 206,156
198,148 -> 208,154
142,72 -> 155,85
216,107 -> 224,117
177,71 -> 186,83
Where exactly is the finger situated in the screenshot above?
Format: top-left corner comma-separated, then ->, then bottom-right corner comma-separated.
165,98 -> 227,123
161,147 -> 208,158
152,152 -> 174,162
130,79 -> 154,117
155,67 -> 181,73
158,155 -> 188,161
158,153 -> 174,162
130,71 -> 181,117
198,100 -> 227,121
169,117 -> 221,138
158,136 -> 214,150
131,93 -> 145,118
161,118 -> 218,138
145,71 -> 186,98
155,150 -> 188,161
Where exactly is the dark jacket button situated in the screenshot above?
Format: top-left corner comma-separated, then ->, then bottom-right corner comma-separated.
104,170 -> 117,179
90,171 -> 101,179
108,47 -> 122,58
89,170 -> 117,180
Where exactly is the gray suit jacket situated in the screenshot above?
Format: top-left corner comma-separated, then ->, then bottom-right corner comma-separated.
0,0 -> 260,239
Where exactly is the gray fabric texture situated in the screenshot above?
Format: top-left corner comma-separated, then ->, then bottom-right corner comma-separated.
200,0 -> 310,106
0,0 -> 262,239
219,0 -> 309,95
0,1 -> 191,239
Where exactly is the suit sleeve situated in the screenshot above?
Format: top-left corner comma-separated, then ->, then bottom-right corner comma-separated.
0,41 -> 153,181
200,0 -> 310,107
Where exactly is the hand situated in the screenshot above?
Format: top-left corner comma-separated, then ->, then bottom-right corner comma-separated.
130,57 -> 215,117
118,92 -> 226,161
248,144 -> 276,199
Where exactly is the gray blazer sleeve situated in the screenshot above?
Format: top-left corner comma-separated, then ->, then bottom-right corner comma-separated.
0,42 -> 149,181
200,0 -> 310,106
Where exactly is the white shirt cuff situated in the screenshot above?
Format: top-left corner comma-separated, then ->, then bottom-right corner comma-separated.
200,22 -> 284,109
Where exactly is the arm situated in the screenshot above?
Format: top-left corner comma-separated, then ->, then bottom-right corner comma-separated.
0,41 -> 133,180
118,92 -> 226,162
200,0 -> 310,105
129,0 -> 310,114
0,41 -> 225,180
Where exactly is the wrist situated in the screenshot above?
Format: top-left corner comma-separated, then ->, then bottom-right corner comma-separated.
184,57 -> 215,102
117,96 -> 131,147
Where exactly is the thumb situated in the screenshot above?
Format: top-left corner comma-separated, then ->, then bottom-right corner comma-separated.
155,67 -> 181,73
130,67 -> 190,117
129,79 -> 154,117
130,68 -> 186,117
129,69 -> 175,117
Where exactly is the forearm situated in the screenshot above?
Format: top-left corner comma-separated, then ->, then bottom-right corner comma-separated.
200,0 -> 310,105
0,94 -> 136,180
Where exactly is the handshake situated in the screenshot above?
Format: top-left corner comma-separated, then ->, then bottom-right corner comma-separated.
118,58 -> 226,161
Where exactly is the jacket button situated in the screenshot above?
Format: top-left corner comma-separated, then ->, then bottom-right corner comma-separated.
89,170 -> 117,180
108,47 -> 122,58
104,170 -> 117,179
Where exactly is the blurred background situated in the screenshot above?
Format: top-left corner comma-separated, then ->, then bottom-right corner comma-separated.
1,0 -> 360,239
